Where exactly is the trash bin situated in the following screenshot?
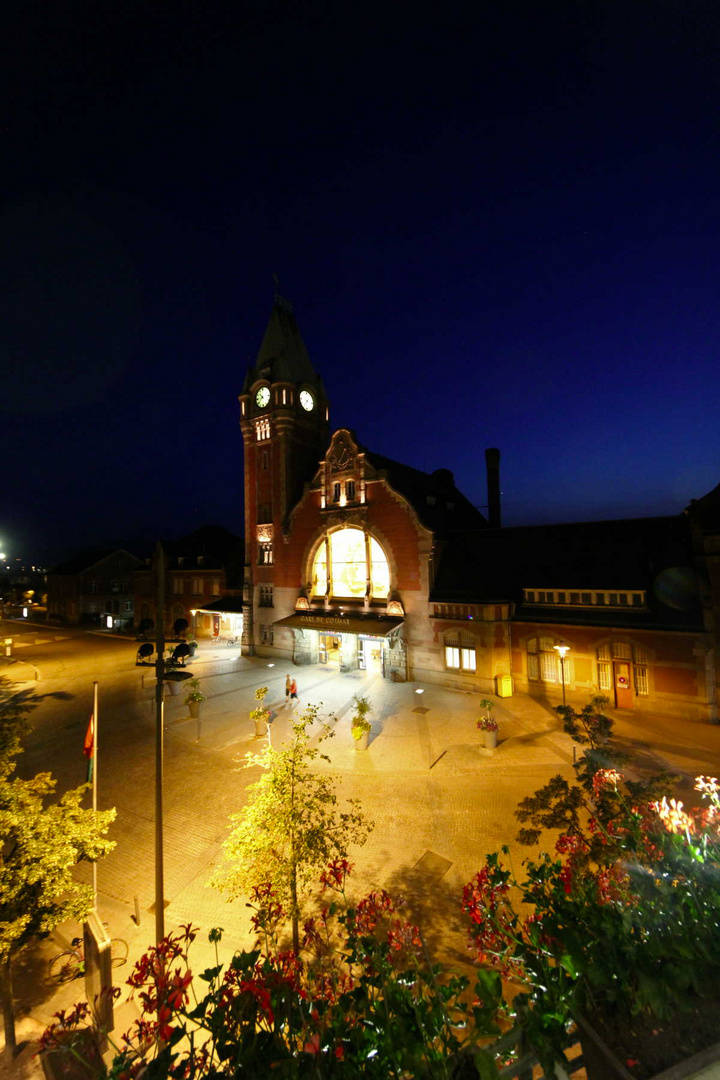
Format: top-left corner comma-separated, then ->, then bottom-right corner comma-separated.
495,673 -> 513,698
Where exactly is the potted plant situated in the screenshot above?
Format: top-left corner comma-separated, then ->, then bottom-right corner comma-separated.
186,634 -> 198,656
477,700 -> 498,748
184,678 -> 205,718
350,694 -> 372,750
251,685 -> 270,736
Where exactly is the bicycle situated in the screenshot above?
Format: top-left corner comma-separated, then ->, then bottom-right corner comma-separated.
49,930 -> 129,982
227,634 -> 240,646
210,636 -> 225,646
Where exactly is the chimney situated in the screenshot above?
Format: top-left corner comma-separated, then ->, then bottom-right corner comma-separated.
485,448 -> 501,528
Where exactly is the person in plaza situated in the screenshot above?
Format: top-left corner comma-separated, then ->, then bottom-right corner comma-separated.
285,674 -> 292,702
290,677 -> 298,702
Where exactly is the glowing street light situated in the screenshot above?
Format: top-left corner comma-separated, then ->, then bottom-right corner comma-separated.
554,644 -> 570,706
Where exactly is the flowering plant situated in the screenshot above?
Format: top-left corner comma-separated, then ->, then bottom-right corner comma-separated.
42,864 -> 503,1078
476,716 -> 498,732
462,697 -> 720,1078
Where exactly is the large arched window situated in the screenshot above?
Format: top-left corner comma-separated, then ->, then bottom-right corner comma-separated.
311,527 -> 390,600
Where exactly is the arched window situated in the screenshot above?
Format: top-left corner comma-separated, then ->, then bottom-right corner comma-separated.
444,631 -> 477,672
311,527 -> 390,599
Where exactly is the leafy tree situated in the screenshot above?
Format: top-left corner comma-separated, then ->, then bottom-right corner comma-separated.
515,695 -> 677,852
0,679 -> 116,1055
210,703 -> 373,951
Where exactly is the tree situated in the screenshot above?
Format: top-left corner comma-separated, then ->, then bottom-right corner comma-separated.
0,679 -> 116,1055
210,702 -> 373,951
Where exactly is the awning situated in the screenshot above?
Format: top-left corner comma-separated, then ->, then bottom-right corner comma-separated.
274,612 -> 403,636
194,596 -> 244,615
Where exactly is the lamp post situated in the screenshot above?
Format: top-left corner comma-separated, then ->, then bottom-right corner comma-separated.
554,644 -> 570,707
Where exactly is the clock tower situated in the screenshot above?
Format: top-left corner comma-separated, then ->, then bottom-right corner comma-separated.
238,296 -> 330,652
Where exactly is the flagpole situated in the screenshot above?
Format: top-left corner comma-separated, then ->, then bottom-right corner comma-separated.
92,680 -> 98,911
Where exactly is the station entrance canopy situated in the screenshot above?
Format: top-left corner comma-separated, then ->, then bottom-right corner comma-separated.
273,612 -> 403,636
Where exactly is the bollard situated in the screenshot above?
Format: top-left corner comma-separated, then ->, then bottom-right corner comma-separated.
196,717 -> 201,742
133,895 -> 141,926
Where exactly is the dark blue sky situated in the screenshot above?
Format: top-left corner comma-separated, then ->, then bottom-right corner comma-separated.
3,1 -> 720,566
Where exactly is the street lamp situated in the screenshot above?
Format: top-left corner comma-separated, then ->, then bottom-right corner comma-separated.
554,644 -> 570,706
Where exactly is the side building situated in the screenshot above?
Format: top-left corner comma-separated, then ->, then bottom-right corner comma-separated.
46,549 -> 144,630
134,525 -> 243,639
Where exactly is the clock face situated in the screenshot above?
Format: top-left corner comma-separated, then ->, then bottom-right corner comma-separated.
300,390 -> 314,412
255,387 -> 270,408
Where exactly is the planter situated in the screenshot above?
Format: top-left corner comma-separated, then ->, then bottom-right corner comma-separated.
484,730 -> 498,749
576,1014 -> 720,1080
189,700 -> 201,718
254,718 -> 268,736
354,731 -> 369,751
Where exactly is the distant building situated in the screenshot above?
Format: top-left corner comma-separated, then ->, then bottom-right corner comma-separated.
46,549 -> 144,629
133,525 -> 243,639
239,297 -> 719,722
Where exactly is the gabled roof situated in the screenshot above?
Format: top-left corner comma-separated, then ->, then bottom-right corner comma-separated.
242,298 -> 321,392
431,515 -> 704,630
686,481 -> 720,531
47,548 -> 143,576
363,450 -> 487,534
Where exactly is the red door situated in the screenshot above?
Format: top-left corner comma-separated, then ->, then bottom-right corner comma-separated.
613,661 -> 633,709
213,616 -> 220,638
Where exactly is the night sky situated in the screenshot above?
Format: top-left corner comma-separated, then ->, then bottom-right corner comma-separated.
3,1 -> 720,568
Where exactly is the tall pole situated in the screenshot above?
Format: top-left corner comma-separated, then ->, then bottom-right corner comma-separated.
92,680 -> 98,910
154,542 -> 166,943
560,655 -> 566,707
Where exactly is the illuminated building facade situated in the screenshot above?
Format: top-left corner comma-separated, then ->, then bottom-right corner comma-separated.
241,299 -> 719,722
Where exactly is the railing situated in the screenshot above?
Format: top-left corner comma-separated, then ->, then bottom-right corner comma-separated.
489,1027 -> 585,1080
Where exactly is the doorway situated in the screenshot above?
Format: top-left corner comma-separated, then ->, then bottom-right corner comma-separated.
613,661 -> 633,709
319,633 -> 341,665
359,636 -> 383,674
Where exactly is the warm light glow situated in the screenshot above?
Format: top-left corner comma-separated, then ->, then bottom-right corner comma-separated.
0,552 -> 6,560
267,663 -> 275,667
554,644 -> 570,658
311,527 -> 390,600
415,688 -> 424,695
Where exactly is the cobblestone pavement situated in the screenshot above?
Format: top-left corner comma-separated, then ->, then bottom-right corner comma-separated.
5,638 -> 720,1072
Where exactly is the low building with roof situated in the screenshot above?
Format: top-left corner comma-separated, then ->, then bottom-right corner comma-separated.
46,548 -> 145,629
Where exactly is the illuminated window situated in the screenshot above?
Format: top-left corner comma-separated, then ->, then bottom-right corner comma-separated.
256,418 -> 270,441
527,638 -> 571,685
444,631 -> 476,672
259,542 -> 273,565
311,527 -> 390,600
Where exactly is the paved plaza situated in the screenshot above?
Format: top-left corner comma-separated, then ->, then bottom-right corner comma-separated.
4,630 -> 720,1074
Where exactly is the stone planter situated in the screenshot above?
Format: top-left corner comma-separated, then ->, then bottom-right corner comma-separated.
254,717 -> 268,736
484,729 -> 498,749
354,731 -> 369,751
164,670 -> 193,696
576,1014 -> 720,1080
189,700 -> 201,718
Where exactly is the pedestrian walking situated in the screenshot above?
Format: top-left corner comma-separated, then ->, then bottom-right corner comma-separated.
290,678 -> 298,702
285,674 -> 292,702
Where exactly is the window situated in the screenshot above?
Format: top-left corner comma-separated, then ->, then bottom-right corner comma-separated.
262,450 -> 269,471
311,527 -> 390,600
332,482 -> 341,503
256,418 -> 270,440
258,504 -> 272,524
212,578 -> 220,597
125,600 -> 133,612
259,542 -> 273,565
192,578 -> 202,594
88,580 -> 97,594
444,632 -> 476,672
173,578 -> 183,594
526,638 -> 571,685
260,624 -> 274,645
346,480 -> 355,500
259,585 -> 274,607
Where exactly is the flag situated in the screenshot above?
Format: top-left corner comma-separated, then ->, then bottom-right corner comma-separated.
83,713 -> 94,782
